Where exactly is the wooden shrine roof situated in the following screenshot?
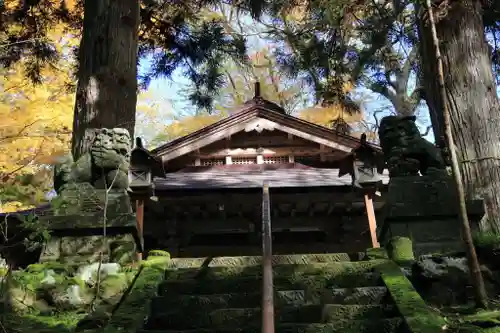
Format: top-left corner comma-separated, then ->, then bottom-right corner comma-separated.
130,85 -> 387,191
152,164 -> 390,190
149,96 -> 381,162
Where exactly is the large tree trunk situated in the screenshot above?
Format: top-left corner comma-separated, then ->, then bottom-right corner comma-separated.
71,0 -> 139,159
417,0 -> 500,232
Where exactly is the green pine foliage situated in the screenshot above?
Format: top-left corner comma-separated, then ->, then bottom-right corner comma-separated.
0,0 -> 266,111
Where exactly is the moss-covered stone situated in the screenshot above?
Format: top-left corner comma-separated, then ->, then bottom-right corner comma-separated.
151,290 -> 306,311
377,261 -> 446,333
148,249 -> 170,257
142,255 -> 170,268
366,248 -> 389,260
387,236 -> 415,263
99,273 -> 132,303
151,285 -> 390,313
0,258 -> 140,333
168,253 -> 359,268
101,254 -> 169,333
321,286 -> 388,305
109,238 -> 137,264
3,311 -> 85,333
138,319 -> 404,333
40,233 -> 138,265
165,260 -> 384,281
148,303 -> 398,330
133,254 -> 406,333
27,261 -> 74,275
160,272 -> 381,296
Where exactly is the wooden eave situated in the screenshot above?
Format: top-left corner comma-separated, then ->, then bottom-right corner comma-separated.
150,98 -> 382,162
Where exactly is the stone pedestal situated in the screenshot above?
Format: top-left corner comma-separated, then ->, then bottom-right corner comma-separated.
39,188 -> 142,265
378,170 -> 484,256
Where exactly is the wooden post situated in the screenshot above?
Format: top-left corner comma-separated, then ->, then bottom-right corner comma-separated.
363,190 -> 380,248
136,199 -> 144,260
261,182 -> 275,333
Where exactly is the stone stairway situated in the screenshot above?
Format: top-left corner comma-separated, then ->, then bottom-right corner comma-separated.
138,253 -> 405,333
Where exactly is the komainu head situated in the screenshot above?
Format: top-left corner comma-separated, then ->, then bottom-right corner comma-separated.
378,115 -> 420,153
378,115 -> 445,176
91,128 -> 132,170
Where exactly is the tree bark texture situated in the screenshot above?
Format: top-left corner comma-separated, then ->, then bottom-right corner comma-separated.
72,0 -> 139,160
417,0 -> 500,232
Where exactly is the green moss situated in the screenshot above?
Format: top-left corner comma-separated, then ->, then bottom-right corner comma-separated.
387,237 -> 415,263
165,261 -> 383,281
168,253 -> 357,269
455,310 -> 500,331
68,276 -> 86,289
149,304 -> 397,329
109,240 -> 137,264
26,262 -> 73,274
161,271 -> 381,296
102,260 -> 168,333
473,231 -> 500,250
366,248 -> 389,260
148,249 -> 170,257
99,273 -> 132,300
377,261 -> 446,333
144,320 -> 404,332
142,256 -> 170,268
11,270 -> 46,292
3,311 -> 85,333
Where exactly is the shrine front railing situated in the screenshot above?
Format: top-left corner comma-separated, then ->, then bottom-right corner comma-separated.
261,182 -> 275,333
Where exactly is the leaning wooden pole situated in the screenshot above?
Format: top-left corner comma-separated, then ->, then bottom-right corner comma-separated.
425,0 -> 488,309
135,199 -> 145,261
261,182 -> 275,333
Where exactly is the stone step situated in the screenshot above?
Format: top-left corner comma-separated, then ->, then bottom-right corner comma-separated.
159,272 -> 381,296
164,260 -> 385,281
168,253 -> 364,268
138,318 -> 404,333
173,245 -> 364,258
321,286 -> 389,305
151,286 -> 389,311
151,290 -> 307,310
145,304 -> 399,330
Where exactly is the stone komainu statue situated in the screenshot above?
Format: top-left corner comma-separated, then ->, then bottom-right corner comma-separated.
54,128 -> 131,193
378,115 -> 446,176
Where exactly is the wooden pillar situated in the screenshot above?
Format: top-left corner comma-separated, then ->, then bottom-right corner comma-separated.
135,199 -> 144,260
363,190 -> 380,248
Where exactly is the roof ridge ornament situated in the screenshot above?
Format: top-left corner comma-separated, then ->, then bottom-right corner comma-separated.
254,81 -> 261,98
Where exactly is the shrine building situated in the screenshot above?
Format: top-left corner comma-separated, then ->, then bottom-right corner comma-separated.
129,84 -> 389,258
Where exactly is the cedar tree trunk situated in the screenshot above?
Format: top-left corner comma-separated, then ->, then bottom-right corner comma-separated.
71,0 -> 139,159
417,0 -> 500,232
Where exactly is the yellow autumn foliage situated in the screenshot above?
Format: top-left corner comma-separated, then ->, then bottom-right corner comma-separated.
151,113 -> 227,147
0,29 -> 76,180
0,59 -> 74,212
0,20 -> 78,212
298,104 -> 363,127
4,0 -> 79,12
297,81 -> 363,128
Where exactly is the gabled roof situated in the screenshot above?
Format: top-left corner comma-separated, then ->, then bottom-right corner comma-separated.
151,96 -> 381,162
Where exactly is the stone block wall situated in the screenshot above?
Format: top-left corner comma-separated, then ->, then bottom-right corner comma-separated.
40,233 -> 137,265
39,190 -> 142,265
379,171 -> 484,256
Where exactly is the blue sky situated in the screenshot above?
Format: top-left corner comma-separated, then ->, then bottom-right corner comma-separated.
137,12 -> 435,143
